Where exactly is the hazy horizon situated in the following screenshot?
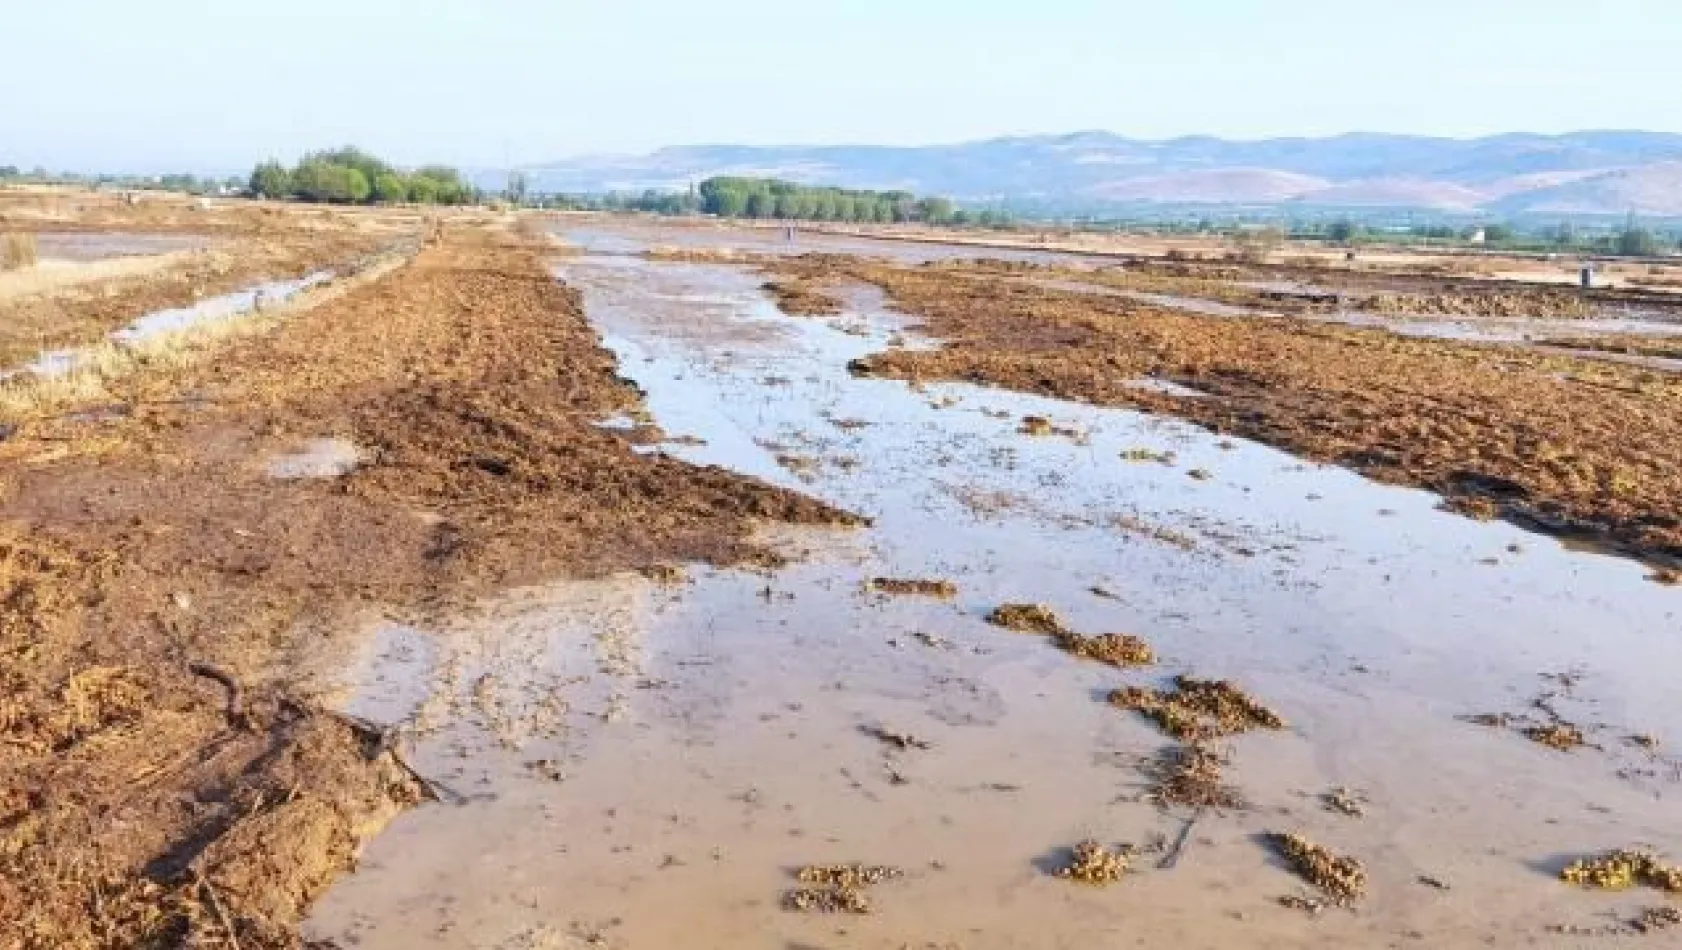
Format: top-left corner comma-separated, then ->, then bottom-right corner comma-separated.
5,0 -> 1679,173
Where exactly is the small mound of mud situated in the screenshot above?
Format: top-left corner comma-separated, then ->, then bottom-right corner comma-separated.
1052,630 -> 1155,667
1109,675 -> 1286,741
1524,723 -> 1587,751
762,277 -> 842,316
1057,841 -> 1132,886
1360,290 -> 1594,319
868,577 -> 958,599
986,602 -> 1064,636
987,603 -> 1154,668
784,864 -> 904,914
1562,850 -> 1682,893
1269,832 -> 1366,904
1145,743 -> 1246,810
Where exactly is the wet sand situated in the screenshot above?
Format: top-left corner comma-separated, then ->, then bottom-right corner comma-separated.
305,226 -> 1682,949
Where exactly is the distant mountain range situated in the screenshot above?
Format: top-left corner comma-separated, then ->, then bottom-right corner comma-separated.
514,130 -> 1682,217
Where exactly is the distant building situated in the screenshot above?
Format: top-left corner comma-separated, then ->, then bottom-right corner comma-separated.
1468,228 -> 1487,245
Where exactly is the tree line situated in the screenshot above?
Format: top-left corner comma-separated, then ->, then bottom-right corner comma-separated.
696,177 -> 956,224
248,148 -> 477,205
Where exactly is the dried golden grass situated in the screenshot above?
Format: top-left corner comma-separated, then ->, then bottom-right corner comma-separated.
2,231 -> 38,271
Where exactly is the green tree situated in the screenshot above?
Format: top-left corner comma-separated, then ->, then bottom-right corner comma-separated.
249,160 -> 291,199
407,176 -> 440,204
1617,213 -> 1659,256
917,196 -> 955,224
372,173 -> 410,204
1326,218 -> 1359,244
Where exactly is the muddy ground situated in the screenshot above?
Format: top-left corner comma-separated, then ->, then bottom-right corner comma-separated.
6,207 -> 1682,949
0,216 -> 851,948
751,254 -> 1682,570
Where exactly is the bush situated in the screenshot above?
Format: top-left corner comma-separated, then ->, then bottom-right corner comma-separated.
249,161 -> 291,199
291,161 -> 370,204
372,173 -> 409,204
2,232 -> 38,271
245,149 -> 475,206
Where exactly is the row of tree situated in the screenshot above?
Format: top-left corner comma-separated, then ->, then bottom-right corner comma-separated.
696,177 -> 958,224
248,148 -> 477,205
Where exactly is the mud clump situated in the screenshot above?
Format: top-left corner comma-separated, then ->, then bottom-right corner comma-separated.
1109,675 -> 1286,741
1145,743 -> 1246,810
868,577 -> 959,599
1052,630 -> 1155,667
1269,832 -> 1367,905
1524,723 -> 1587,751
986,603 -> 1154,667
986,602 -> 1064,636
784,864 -> 904,914
1561,850 -> 1682,893
1056,841 -> 1132,886
762,277 -> 843,316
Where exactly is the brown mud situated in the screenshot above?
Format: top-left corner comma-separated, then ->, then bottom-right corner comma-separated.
0,223 -> 853,948
778,256 -> 1682,569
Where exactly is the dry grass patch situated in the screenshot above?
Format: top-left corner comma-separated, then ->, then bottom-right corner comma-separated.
2,231 -> 38,271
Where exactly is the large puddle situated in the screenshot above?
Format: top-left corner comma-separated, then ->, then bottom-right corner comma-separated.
305,228 -> 1682,949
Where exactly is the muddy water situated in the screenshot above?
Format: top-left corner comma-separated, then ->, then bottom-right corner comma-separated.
4,271 -> 334,379
33,231 -> 208,261
305,234 -> 1682,949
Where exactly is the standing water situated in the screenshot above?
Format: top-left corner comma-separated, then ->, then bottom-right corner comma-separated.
305,228 -> 1681,950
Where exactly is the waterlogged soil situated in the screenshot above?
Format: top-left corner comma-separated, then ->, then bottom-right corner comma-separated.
774,256 -> 1682,570
302,224 -> 1682,949
0,224 -> 849,948
0,232 -> 385,368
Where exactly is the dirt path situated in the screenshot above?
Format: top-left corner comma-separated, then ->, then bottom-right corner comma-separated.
0,225 -> 853,948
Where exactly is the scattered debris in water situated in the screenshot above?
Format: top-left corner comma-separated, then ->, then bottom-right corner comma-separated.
1052,630 -> 1154,667
1561,850 -> 1682,893
868,577 -> 959,599
774,453 -> 820,480
1056,841 -> 1132,886
1187,468 -> 1213,481
861,725 -> 932,751
1524,723 -> 1587,751
784,864 -> 904,914
1269,833 -> 1366,905
985,603 -> 1153,667
1278,894 -> 1327,915
1649,568 -> 1681,586
1121,448 -> 1177,465
1322,786 -> 1367,817
1417,875 -> 1451,891
1016,415 -> 1085,441
986,603 -> 1064,636
1144,743 -> 1246,810
1088,585 -> 1121,600
1109,676 -> 1286,741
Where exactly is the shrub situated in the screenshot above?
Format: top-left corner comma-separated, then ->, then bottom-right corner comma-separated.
2,232 -> 38,271
372,173 -> 409,204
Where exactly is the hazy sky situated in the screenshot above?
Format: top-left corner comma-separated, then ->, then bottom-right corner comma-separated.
4,0 -> 1677,172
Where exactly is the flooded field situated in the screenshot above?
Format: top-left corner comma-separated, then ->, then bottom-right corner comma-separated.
303,226 -> 1682,949
32,231 -> 210,261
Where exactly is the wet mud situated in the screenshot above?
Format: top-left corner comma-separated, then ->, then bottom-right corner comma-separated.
301,222 -> 1682,950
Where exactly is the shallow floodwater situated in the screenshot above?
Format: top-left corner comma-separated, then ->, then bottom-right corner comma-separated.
306,227 -> 1682,949
33,231 -> 208,261
6,271 -> 333,379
